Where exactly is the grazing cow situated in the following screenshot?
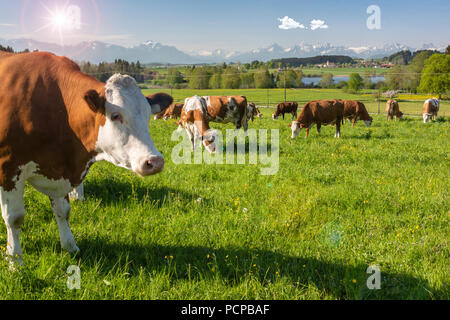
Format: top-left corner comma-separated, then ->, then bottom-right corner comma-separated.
248,103 -> 262,122
422,98 -> 440,123
177,96 -> 218,153
386,99 -> 403,121
0,51 -> 173,267
342,100 -> 373,127
289,100 -> 344,138
203,95 -> 249,131
273,102 -> 298,120
154,103 -> 184,120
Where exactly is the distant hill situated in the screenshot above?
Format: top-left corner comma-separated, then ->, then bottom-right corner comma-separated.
271,55 -> 355,68
384,49 -> 440,65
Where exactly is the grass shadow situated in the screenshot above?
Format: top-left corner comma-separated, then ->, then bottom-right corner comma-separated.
74,239 -> 445,299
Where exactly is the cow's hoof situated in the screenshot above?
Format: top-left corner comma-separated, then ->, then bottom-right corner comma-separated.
7,255 -> 24,272
63,243 -> 80,255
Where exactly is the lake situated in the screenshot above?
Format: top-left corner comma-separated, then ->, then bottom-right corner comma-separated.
302,76 -> 385,86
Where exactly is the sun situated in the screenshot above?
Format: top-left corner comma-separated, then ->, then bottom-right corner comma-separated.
49,10 -> 68,31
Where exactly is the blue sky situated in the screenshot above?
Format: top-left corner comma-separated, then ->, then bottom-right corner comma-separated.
0,0 -> 449,51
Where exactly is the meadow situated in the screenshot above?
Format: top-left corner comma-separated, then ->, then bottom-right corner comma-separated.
0,90 -> 448,300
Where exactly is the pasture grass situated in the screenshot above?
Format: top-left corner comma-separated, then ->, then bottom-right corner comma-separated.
0,103 -> 448,300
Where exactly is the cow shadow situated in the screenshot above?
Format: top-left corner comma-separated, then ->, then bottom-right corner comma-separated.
82,177 -> 200,207
73,240 -> 445,299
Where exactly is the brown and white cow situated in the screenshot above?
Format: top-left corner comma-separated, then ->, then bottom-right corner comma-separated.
154,103 -> 184,120
422,98 -> 440,123
386,99 -> 403,121
342,100 -> 373,127
0,51 -> 173,267
203,95 -> 249,131
177,96 -> 218,153
248,103 -> 262,121
177,95 -> 249,153
290,100 -> 344,138
273,102 -> 298,120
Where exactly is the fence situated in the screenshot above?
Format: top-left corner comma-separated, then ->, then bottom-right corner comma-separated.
138,87 -> 449,117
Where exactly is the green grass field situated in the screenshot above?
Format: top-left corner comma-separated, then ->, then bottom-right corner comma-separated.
0,92 -> 448,300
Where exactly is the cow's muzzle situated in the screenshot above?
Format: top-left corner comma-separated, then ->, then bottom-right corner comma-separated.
136,156 -> 165,176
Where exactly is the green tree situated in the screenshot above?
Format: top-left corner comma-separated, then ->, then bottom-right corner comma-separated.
240,72 -> 255,89
167,68 -> 183,87
209,71 -> 222,89
221,67 -> 241,89
418,53 -> 450,99
254,67 -> 273,88
348,73 -> 364,92
404,51 -> 434,92
385,65 -> 405,90
318,73 -> 334,88
189,67 -> 210,89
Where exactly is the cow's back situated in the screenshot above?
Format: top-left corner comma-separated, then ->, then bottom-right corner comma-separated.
0,52 -> 105,190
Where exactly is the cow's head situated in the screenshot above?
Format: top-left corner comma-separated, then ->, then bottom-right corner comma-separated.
86,74 -> 172,176
202,129 -> 219,153
397,111 -> 404,120
364,116 -> 373,127
288,121 -> 302,139
272,112 -> 279,120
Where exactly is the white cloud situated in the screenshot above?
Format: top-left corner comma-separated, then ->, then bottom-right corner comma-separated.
278,16 -> 306,30
310,19 -> 328,30
0,24 -> 16,27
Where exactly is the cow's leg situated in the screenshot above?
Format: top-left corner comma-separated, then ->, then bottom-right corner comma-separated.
305,128 -> 310,138
317,123 -> 322,134
352,116 -> 357,127
282,113 -> 285,120
50,196 -> 79,254
335,119 -> 342,138
69,183 -> 85,202
184,128 -> 195,151
1,182 -> 26,268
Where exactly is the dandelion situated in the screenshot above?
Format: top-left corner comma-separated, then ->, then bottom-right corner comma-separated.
225,255 -> 229,259
276,271 -> 279,275
253,264 -> 256,267
352,279 -> 357,284
206,254 -> 210,259
170,256 -> 174,259
243,208 -> 248,213
196,197 -> 202,203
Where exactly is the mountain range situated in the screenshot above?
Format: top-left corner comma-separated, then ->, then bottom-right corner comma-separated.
0,38 -> 446,64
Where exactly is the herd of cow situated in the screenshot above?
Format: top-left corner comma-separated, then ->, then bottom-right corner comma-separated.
153,95 -> 441,149
0,51 -> 443,269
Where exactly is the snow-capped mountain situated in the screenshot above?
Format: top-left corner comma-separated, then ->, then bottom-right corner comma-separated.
0,38 -> 199,64
0,38 -> 446,64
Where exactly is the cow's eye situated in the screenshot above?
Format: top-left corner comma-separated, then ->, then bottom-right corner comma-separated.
111,112 -> 123,122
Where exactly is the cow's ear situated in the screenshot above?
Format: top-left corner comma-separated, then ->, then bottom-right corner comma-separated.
146,93 -> 174,115
84,90 -> 105,113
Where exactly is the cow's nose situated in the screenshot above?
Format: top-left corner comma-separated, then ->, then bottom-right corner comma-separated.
138,156 -> 165,176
